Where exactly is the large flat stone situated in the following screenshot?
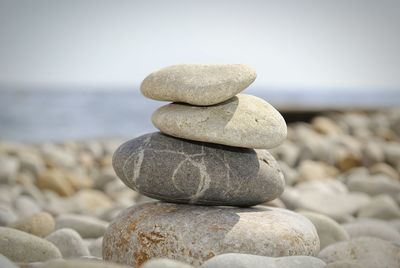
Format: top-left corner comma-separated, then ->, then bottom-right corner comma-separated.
152,94 -> 287,149
112,132 -> 284,207
140,64 -> 256,106
103,202 -> 320,267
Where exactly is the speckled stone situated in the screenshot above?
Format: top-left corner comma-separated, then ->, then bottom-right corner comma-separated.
152,94 -> 287,149
102,202 -> 319,267
140,64 -> 256,106
112,132 -> 285,207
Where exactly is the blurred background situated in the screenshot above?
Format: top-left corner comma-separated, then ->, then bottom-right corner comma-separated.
0,0 -> 400,141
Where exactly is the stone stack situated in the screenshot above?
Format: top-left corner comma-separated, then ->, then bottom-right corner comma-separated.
103,64 -> 319,267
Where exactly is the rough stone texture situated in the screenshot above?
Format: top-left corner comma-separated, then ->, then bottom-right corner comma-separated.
342,220 -> 400,243
113,132 -> 285,206
140,64 -> 256,106
141,258 -> 194,268
46,228 -> 90,258
0,227 -> 61,262
103,202 -> 319,267
200,253 -> 326,268
299,211 -> 349,249
318,237 -> 400,268
152,94 -> 287,149
55,214 -> 108,238
8,212 -> 55,237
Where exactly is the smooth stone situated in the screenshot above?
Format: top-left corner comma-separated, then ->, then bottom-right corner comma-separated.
103,202 -> 319,267
318,237 -> 400,268
37,259 -> 131,268
297,160 -> 339,182
88,237 -> 103,258
140,64 -> 256,106
142,258 -> 194,268
342,220 -> 400,243
200,254 -> 326,268
36,169 -> 75,197
46,228 -> 90,258
369,162 -> 399,181
152,94 -> 287,149
0,227 -> 61,262
113,132 -> 285,206
0,254 -> 18,268
282,190 -> 370,222
357,194 -> 400,220
299,211 -> 349,249
0,156 -> 19,184
347,174 -> 400,198
55,214 -> 108,238
0,205 -> 17,226
13,196 -> 42,217
8,212 -> 55,237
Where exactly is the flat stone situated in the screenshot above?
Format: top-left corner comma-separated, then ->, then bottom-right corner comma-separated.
357,194 -> 400,220
8,212 -> 55,237
318,237 -> 400,268
55,214 -> 108,238
103,202 -> 319,267
342,220 -> 400,243
347,174 -> 400,198
299,211 -> 349,249
46,228 -> 90,258
0,227 -> 61,262
113,132 -> 284,206
152,94 -> 287,149
200,254 -> 326,268
140,64 -> 256,106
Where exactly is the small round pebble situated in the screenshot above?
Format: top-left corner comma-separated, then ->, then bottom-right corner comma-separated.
46,228 -> 90,258
55,214 -> 108,238
8,212 -> 55,237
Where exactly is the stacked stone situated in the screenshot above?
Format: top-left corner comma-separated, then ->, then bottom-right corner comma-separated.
103,65 -> 319,267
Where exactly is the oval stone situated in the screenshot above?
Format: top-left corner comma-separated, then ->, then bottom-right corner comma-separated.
112,132 -> 285,207
152,94 -> 287,149
140,64 -> 256,106
102,202 -> 320,267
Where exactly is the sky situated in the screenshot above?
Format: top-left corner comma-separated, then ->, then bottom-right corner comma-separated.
0,0 -> 399,91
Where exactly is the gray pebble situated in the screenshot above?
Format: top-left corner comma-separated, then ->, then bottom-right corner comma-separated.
46,228 -> 90,258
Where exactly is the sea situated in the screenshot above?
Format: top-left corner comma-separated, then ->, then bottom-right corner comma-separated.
1,88 -> 399,142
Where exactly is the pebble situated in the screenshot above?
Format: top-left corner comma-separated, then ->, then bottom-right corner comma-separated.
0,227 -> 61,262
88,237 -> 103,258
41,144 -> 76,169
142,258 -> 194,268
342,220 -> 400,243
299,211 -> 349,249
324,260 -> 363,268
13,196 -> 42,217
73,189 -> 113,215
0,156 -> 19,184
152,94 -> 287,149
103,202 -> 319,267
46,228 -> 90,258
369,162 -> 399,181
0,254 -> 18,268
112,132 -> 285,206
347,174 -> 400,198
55,214 -> 108,238
8,212 -> 55,237
37,259 -> 131,268
318,237 -> 400,268
17,150 -> 45,177
357,194 -> 400,220
297,160 -> 339,182
140,64 -> 257,106
36,169 -> 75,197
282,190 -> 370,222
0,204 -> 17,226
200,253 -> 326,268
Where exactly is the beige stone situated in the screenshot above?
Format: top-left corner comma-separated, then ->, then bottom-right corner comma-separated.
141,64 -> 256,106
9,212 -> 55,237
152,94 -> 287,149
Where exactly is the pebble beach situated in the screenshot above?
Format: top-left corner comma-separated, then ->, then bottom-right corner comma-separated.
1,65 -> 400,268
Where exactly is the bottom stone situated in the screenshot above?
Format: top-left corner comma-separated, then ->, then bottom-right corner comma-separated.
102,202 -> 319,267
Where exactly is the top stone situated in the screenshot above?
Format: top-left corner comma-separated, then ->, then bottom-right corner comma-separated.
140,64 -> 257,106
